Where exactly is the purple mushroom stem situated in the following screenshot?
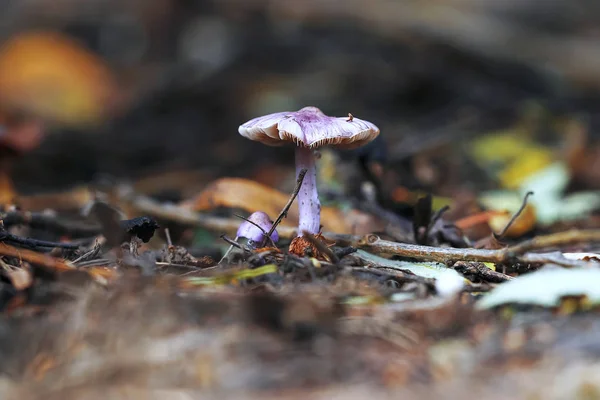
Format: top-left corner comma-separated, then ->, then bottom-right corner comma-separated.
237,106 -> 380,243
295,146 -> 321,236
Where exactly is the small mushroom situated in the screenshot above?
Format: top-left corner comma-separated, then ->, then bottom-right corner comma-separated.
239,106 -> 379,248
236,211 -> 279,248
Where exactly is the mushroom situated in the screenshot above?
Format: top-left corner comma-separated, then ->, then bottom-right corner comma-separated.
219,211 -> 279,264
236,211 -> 279,248
238,106 -> 379,252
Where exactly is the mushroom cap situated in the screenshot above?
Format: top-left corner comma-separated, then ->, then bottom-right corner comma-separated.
236,211 -> 279,244
238,106 -> 379,149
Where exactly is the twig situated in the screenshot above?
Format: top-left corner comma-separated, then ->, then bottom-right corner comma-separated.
264,168 -> 307,245
495,191 -> 534,239
505,229 -> 600,255
0,242 -> 75,271
219,235 -> 239,264
453,261 -> 512,283
164,228 -> 173,247
0,230 -> 79,250
234,214 -> 277,247
74,258 -> 112,268
358,230 -> 600,268
72,240 -> 102,264
220,235 -> 243,250
302,231 -> 339,263
35,184 -> 357,243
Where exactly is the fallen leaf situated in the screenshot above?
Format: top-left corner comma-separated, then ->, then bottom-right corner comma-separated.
469,131 -> 554,189
476,268 -> 600,309
185,177 -> 383,234
0,31 -> 119,127
488,204 -> 537,238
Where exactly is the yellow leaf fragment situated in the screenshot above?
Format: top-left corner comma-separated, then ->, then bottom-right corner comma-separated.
470,132 -> 554,189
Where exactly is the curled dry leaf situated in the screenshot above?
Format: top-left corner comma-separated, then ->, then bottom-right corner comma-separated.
184,177 -> 384,234
0,31 -> 119,127
488,204 -> 537,238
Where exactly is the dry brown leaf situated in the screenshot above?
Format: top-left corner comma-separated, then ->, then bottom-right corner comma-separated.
488,203 -> 537,238
185,177 -> 383,234
0,31 -> 119,127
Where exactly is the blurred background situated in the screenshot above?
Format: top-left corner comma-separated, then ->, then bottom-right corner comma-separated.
4,0 -> 600,228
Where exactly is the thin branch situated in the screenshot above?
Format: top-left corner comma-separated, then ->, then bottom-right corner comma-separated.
234,214 -> 277,248
23,185 -> 358,243
453,261 -> 512,283
118,188 -> 298,238
219,235 -> 239,264
358,230 -> 600,268
263,168 -> 307,245
302,231 -> 339,263
220,235 -> 243,250
72,241 -> 102,264
495,191 -> 534,239
0,230 -> 79,250
505,229 -> 600,255
164,228 -> 173,247
0,242 -> 75,272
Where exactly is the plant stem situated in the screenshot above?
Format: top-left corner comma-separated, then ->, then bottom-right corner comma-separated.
295,146 -> 320,235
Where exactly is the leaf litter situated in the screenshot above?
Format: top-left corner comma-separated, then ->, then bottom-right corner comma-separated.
2,163 -> 600,399
5,10 -> 600,400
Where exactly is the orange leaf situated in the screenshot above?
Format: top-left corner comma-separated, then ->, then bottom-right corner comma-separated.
0,31 -> 118,127
184,177 -> 382,234
488,203 -> 537,238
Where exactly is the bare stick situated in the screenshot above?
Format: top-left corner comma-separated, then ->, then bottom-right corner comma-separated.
358,230 -> 600,268
19,185 -> 357,243
505,229 -> 600,255
0,242 -> 75,271
453,261 -> 512,283
234,214 -> 277,248
164,228 -> 173,247
495,191 -> 534,239
263,168 -> 307,244
302,231 -> 339,263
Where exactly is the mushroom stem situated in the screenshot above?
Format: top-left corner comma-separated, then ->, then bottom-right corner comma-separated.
295,146 -> 320,235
